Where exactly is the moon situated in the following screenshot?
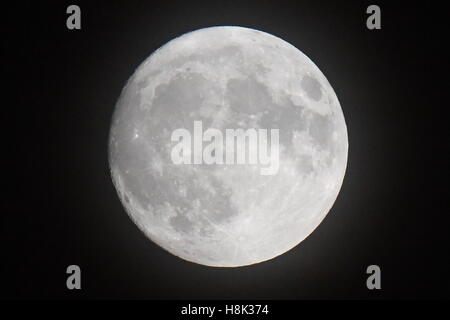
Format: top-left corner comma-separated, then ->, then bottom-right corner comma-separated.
108,26 -> 348,267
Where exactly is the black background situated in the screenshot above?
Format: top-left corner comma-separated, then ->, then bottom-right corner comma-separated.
2,0 -> 449,300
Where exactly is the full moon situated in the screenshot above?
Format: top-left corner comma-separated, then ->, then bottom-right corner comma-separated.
109,26 -> 348,267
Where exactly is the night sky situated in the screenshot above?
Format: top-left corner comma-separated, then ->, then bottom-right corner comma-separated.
2,0 -> 449,299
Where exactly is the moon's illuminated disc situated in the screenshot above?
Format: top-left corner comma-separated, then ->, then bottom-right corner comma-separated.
109,26 -> 348,267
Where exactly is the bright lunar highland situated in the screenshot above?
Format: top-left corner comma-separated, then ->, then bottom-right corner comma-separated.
109,26 -> 348,267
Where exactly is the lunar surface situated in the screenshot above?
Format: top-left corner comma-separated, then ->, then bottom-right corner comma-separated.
109,26 -> 348,267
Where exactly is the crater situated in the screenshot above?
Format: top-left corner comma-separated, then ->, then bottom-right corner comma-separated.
301,75 -> 322,101
170,214 -> 194,234
226,77 -> 273,114
309,113 -> 333,149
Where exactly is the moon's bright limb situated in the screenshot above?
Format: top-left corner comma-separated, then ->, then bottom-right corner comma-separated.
109,26 -> 348,267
